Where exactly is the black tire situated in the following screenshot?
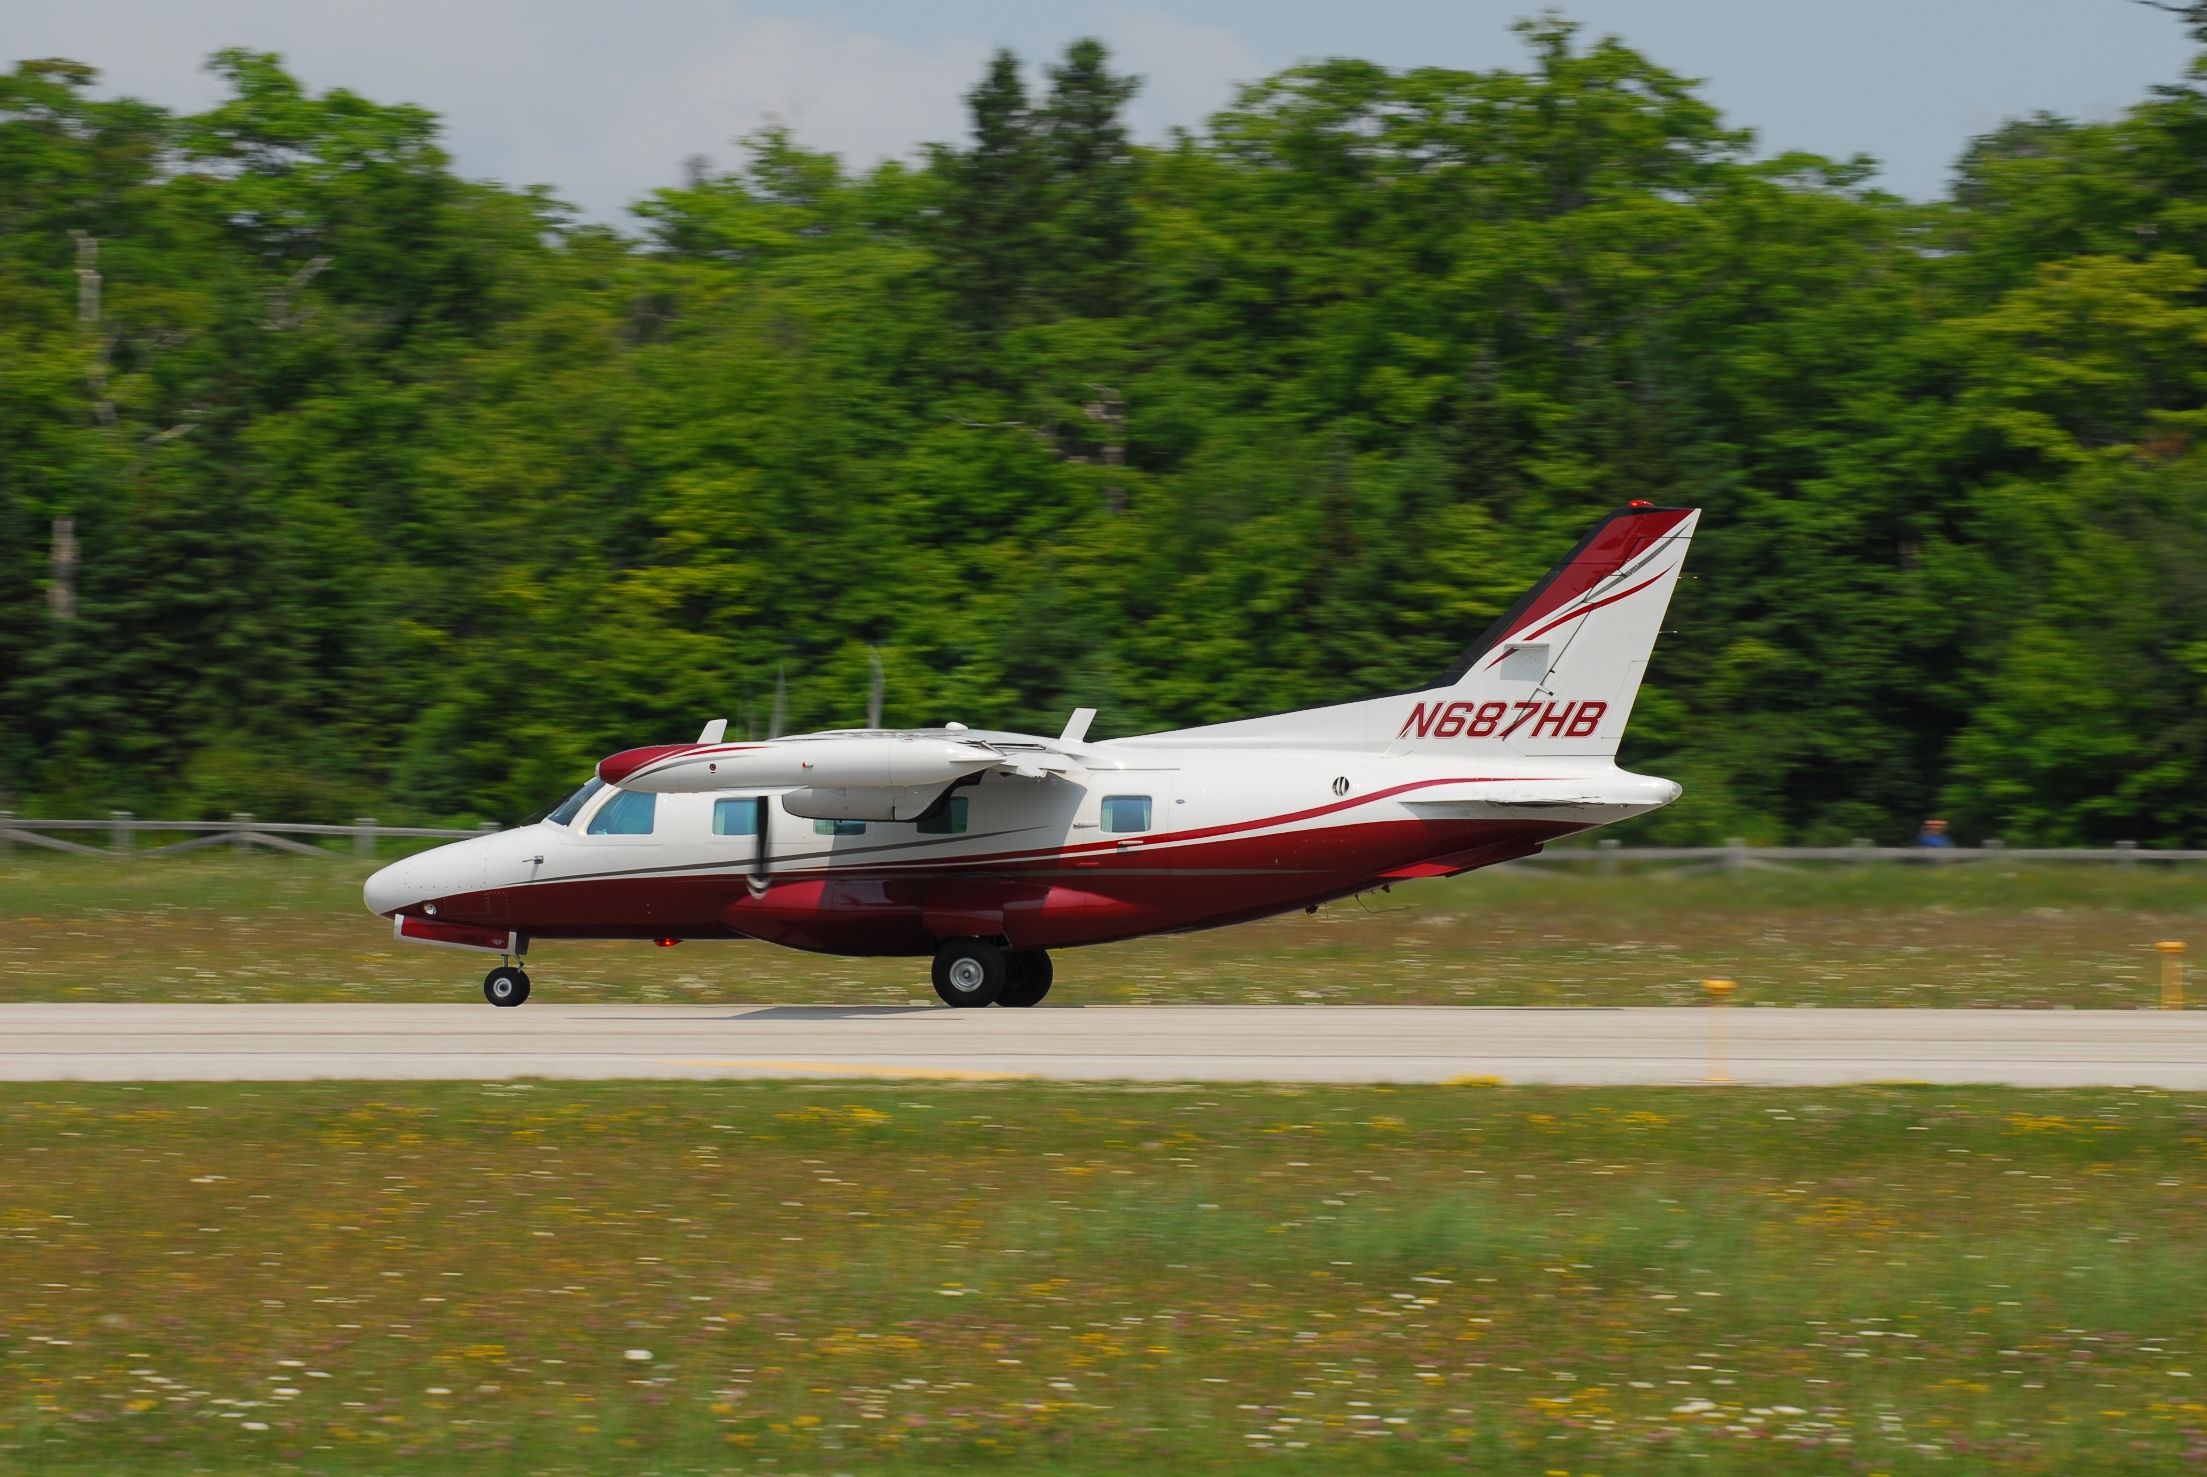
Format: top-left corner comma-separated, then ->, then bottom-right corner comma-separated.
931,938 -> 1007,1008
998,949 -> 1054,1008
484,966 -> 531,1007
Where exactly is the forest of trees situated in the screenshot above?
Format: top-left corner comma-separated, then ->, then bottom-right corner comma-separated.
4,14 -> 2207,842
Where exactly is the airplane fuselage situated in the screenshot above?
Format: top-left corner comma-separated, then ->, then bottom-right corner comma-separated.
363,734 -> 1679,957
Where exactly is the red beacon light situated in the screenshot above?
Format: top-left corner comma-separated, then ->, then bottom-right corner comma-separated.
1628,499 -> 1653,509
654,935 -> 681,948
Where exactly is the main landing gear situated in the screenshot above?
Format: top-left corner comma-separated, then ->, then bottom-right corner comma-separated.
483,963 -> 531,1007
931,938 -> 1053,1009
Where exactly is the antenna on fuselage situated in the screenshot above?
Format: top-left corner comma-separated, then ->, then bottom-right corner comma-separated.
867,648 -> 885,729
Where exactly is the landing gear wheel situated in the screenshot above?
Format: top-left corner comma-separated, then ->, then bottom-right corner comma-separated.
998,949 -> 1054,1008
483,966 -> 531,1007
931,938 -> 1007,1008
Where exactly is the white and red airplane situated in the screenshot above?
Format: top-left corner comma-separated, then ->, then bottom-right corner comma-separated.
365,503 -> 1698,1007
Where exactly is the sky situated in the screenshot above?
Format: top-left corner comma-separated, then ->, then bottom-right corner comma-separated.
7,0 -> 2193,221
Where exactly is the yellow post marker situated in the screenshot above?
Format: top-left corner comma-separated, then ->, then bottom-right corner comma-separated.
1702,978 -> 1737,1083
2157,941 -> 2187,1010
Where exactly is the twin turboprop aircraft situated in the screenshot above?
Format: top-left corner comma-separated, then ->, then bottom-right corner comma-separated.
364,504 -> 1699,1007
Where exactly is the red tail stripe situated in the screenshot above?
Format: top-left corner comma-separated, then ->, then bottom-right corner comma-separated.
1486,564 -> 1676,665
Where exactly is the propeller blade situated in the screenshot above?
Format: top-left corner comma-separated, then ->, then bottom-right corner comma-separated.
749,794 -> 771,894
867,648 -> 884,730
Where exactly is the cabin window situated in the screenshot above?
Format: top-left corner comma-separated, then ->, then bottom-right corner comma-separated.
813,818 -> 867,836
916,796 -> 969,835
586,790 -> 657,836
713,797 -> 761,836
1100,795 -> 1152,834
546,777 -> 604,827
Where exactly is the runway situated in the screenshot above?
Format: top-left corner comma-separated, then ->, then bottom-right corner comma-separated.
1,1004 -> 2204,1086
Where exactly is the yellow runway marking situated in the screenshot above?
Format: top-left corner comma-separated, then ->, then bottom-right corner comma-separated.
661,1058 -> 1033,1081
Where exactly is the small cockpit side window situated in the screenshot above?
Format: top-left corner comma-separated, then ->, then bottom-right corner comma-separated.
813,818 -> 867,836
713,798 -> 761,836
916,796 -> 969,835
586,790 -> 657,836
1100,795 -> 1152,834
546,777 -> 605,827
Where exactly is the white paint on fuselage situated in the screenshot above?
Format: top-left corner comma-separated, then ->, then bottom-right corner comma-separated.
363,737 -> 1678,918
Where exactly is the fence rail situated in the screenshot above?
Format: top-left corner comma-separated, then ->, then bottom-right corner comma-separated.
0,813 -> 2203,867
1508,837 -> 2207,873
0,812 -> 485,860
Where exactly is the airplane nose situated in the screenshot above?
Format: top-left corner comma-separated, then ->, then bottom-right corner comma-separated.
363,855 -> 424,917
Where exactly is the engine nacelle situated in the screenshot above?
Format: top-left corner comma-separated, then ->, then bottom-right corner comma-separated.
600,734 -> 1000,793
779,785 -> 948,822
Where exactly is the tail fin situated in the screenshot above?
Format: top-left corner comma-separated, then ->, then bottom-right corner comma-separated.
1394,504 -> 1698,759
1138,504 -> 1699,756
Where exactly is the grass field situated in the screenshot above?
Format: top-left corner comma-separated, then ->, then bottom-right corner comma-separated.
1,853 -> 2200,1009
4,1079 -> 2206,1473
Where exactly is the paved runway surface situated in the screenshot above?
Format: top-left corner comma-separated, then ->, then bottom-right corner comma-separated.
2,1004 -> 2204,1086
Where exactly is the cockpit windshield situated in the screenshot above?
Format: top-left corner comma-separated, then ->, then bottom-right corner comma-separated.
545,777 -> 605,827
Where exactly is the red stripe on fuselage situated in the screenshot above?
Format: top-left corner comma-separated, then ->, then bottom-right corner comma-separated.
816,775 -> 1557,876
432,814 -> 1577,954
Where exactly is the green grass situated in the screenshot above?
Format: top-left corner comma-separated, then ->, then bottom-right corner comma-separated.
2,853 -> 2202,1008
6,1080 -> 2207,1472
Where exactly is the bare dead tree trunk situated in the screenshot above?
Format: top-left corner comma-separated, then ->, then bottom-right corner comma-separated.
261,254 -> 331,331
50,232 -> 108,622
70,230 -> 114,428
48,515 -> 78,621
1084,384 -> 1126,514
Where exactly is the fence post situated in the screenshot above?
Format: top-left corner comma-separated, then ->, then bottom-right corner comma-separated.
354,817 -> 377,861
1851,838 -> 1874,861
1598,837 -> 1620,877
1983,837 -> 2005,853
231,811 -> 254,854
2159,941 -> 2187,1010
2117,839 -> 2139,868
111,809 -> 132,856
0,809 -> 12,861
1726,837 -> 1749,873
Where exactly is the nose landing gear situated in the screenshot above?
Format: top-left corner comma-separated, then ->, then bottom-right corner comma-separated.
483,963 -> 531,1007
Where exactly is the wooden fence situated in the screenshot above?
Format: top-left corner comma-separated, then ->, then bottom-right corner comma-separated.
0,812 -> 482,860
1,813 -> 2203,868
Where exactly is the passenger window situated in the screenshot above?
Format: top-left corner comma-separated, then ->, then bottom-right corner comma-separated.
813,818 -> 867,836
713,797 -> 761,836
586,790 -> 657,836
1100,795 -> 1152,834
916,796 -> 969,835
